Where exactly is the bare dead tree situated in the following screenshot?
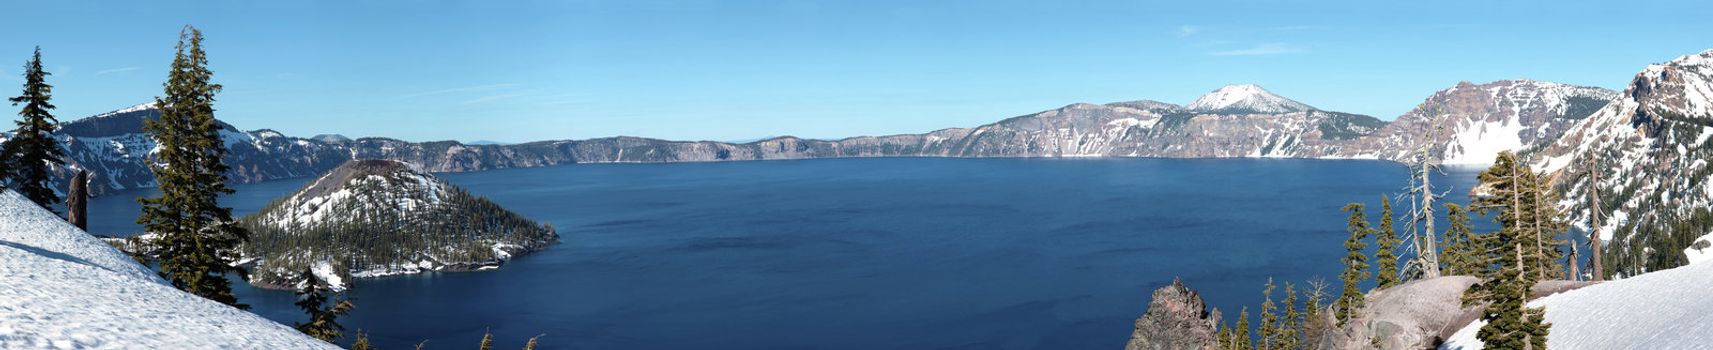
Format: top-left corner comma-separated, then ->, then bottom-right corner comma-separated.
1402,110 -> 1447,280
1585,153 -> 1604,281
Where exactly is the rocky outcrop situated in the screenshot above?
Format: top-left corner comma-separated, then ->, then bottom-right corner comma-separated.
1124,278 -> 1221,350
1316,277 -> 1599,350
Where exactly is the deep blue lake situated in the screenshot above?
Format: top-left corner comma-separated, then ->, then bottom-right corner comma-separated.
87,158 -> 1490,349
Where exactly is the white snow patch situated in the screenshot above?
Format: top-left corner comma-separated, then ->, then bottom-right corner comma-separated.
0,191 -> 334,349
1441,261 -> 1713,349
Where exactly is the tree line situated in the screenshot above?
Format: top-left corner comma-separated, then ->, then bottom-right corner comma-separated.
1211,150 -> 1569,350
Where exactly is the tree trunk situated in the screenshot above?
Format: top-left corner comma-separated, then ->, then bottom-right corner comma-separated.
66,170 -> 88,231
1588,156 -> 1604,281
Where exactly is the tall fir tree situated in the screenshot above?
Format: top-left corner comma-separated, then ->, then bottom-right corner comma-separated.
1234,307 -> 1253,350
1217,321 -> 1234,350
5,46 -> 66,212
1466,152 -> 1568,304
293,268 -> 355,343
479,329 -> 494,350
136,25 -> 252,309
1335,203 -> 1371,328
1475,242 -> 1551,349
1278,282 -> 1300,350
1439,203 -> 1482,276
1258,278 -> 1278,350
1375,196 -> 1401,289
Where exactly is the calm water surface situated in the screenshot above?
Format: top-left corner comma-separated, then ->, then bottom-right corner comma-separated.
87,158 -> 1487,349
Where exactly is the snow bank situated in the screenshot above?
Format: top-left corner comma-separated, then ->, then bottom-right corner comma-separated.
0,191 -> 336,349
1441,261 -> 1713,349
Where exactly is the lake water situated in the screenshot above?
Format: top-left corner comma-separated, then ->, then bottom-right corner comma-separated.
86,158 -> 1491,349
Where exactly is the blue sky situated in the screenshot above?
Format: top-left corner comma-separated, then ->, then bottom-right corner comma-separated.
2,1 -> 1709,143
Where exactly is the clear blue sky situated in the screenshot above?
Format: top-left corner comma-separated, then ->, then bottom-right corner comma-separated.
2,1 -> 1709,143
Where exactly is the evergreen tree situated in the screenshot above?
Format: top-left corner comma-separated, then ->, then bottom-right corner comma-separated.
1217,321 -> 1234,350
1258,278 -> 1278,350
350,331 -> 375,350
1278,282 -> 1300,350
293,268 -> 355,343
1335,203 -> 1371,328
1475,242 -> 1551,349
136,25 -> 251,309
479,329 -> 494,350
1439,203 -> 1481,276
5,46 -> 65,212
1375,196 -> 1401,289
523,334 -> 544,350
1234,307 -> 1253,350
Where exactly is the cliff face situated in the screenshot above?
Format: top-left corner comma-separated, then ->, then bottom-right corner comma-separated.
5,79 -> 1622,201
1124,278 -> 1220,350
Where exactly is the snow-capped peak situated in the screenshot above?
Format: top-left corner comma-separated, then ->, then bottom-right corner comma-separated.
1186,84 -> 1316,114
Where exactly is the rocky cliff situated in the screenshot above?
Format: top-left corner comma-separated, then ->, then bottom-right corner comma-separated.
1124,278 -> 1220,350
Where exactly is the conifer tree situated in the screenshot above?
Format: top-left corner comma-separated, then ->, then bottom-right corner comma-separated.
293,268 -> 355,343
1375,196 -> 1401,288
1278,282 -> 1300,350
137,25 -> 251,309
523,335 -> 543,350
1335,203 -> 1371,328
1258,278 -> 1278,350
6,46 -> 65,212
1234,307 -> 1253,350
1439,203 -> 1481,276
350,331 -> 375,350
1217,322 -> 1234,350
1476,242 -> 1551,349
479,329 -> 494,350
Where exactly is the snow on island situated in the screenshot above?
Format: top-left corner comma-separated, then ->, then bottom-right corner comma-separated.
0,191 -> 335,349
1440,260 -> 1713,349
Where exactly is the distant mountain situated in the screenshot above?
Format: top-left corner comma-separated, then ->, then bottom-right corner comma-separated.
1532,49 -> 1713,276
1186,84 -> 1317,114
1321,80 -> 1619,163
5,80 -> 1620,199
239,159 -> 557,290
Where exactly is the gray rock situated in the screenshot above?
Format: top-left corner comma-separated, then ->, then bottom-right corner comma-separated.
1124,278 -> 1220,350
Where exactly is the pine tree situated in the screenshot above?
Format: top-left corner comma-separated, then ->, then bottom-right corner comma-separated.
1476,242 -> 1551,349
350,331 -> 375,350
1258,278 -> 1278,350
523,334 -> 543,350
479,329 -> 494,350
1375,196 -> 1401,289
293,268 -> 355,343
1234,307 -> 1253,350
137,25 -> 251,309
5,46 -> 65,212
1335,203 -> 1371,328
1439,203 -> 1481,276
1278,282 -> 1300,350
1217,321 -> 1234,350
1526,169 -> 1569,280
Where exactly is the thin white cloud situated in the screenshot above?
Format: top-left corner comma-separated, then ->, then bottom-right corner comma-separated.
1209,43 -> 1305,56
1176,25 -> 1201,38
399,83 -> 516,99
95,67 -> 140,76
460,93 -> 525,105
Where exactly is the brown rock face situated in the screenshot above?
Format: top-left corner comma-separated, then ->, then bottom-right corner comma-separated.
1124,278 -> 1220,350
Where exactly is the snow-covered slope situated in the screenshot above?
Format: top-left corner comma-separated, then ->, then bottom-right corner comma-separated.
240,159 -> 558,291
1186,84 -> 1317,114
0,191 -> 335,349
1320,80 -> 1618,163
1441,261 -> 1713,349
1532,49 -> 1713,275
